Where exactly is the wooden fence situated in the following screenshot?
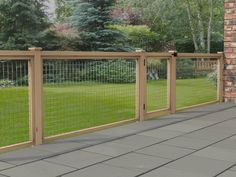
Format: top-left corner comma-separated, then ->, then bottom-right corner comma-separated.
195,60 -> 218,72
0,48 -> 224,153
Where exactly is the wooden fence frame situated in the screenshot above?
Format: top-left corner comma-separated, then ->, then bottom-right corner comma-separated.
0,48 -> 224,152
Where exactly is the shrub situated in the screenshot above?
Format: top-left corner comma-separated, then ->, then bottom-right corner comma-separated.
176,59 -> 195,79
110,25 -> 160,52
0,79 -> 15,88
80,60 -> 136,83
16,75 -> 28,86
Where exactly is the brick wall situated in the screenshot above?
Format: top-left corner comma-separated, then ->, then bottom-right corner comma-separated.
224,0 -> 236,102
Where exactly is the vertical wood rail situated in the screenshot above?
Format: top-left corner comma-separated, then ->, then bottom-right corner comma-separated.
167,51 -> 177,114
136,50 -> 147,121
28,47 -> 43,145
217,52 -> 224,103
28,59 -> 33,142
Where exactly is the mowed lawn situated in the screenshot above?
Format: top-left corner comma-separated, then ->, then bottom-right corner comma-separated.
0,78 -> 217,147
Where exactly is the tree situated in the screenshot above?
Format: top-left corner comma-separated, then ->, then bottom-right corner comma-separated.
68,0 -> 130,51
111,25 -> 160,52
0,0 -> 60,50
115,0 -> 224,53
55,0 -> 71,22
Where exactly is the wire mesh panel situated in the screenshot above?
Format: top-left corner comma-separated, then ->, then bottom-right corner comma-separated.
43,59 -> 136,137
176,58 -> 218,109
0,60 -> 29,147
146,58 -> 168,112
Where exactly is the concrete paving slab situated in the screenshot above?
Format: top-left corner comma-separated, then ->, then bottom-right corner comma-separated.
44,150 -> 111,169
139,167 -> 210,177
228,165 -> 236,171
166,155 -> 233,176
215,119 -> 236,129
96,127 -> 138,138
111,135 -> 162,150
121,119 -> 181,132
209,124 -> 236,135
104,152 -> 170,172
163,136 -> 212,150
83,142 -> 134,157
1,160 -> 75,177
217,171 -> 236,177
55,132 -> 115,145
0,148 -> 52,165
184,128 -> 232,141
197,108 -> 236,122
194,147 -> 236,162
160,111 -> 209,119
34,140 -> 86,154
180,103 -> 235,112
0,174 -> 8,177
181,119 -> 215,127
228,135 -> 236,140
62,164 -> 141,177
161,121 -> 205,133
213,138 -> 236,150
136,144 -> 194,160
0,161 -> 14,171
159,113 -> 194,120
138,128 -> 184,140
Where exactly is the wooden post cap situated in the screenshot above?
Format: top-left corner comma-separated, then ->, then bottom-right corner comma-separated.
28,47 -> 42,51
168,50 -> 178,57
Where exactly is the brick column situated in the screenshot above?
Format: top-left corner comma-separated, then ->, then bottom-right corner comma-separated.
224,0 -> 236,103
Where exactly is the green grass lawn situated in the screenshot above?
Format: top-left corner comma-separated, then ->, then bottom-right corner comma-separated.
0,78 -> 217,147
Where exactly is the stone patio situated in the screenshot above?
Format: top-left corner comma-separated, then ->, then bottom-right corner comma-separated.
0,103 -> 236,177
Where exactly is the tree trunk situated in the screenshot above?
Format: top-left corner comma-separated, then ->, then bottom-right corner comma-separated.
186,0 -> 199,52
207,0 -> 213,53
196,0 -> 206,52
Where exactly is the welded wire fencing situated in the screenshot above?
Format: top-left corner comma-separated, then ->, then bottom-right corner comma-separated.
146,58 -> 168,112
0,60 -> 30,147
0,50 -> 224,152
176,58 -> 218,109
43,59 -> 136,137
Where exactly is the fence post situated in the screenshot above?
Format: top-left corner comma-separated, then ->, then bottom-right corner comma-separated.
168,51 -> 177,114
136,50 -> 147,121
28,47 -> 43,145
217,52 -> 224,103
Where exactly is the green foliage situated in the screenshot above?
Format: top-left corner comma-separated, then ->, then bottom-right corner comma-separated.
110,25 -> 160,51
16,76 -> 28,86
0,80 -> 15,88
43,61 -> 74,83
43,60 -> 135,84
68,0 -> 130,51
175,38 -> 195,53
36,29 -> 63,50
55,0 -> 72,22
80,60 -> 136,83
176,60 -> 195,79
115,0 -> 224,52
0,0 -> 60,50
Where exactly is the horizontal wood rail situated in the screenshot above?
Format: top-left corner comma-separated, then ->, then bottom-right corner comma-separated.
0,48 -> 224,153
0,51 -> 222,60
